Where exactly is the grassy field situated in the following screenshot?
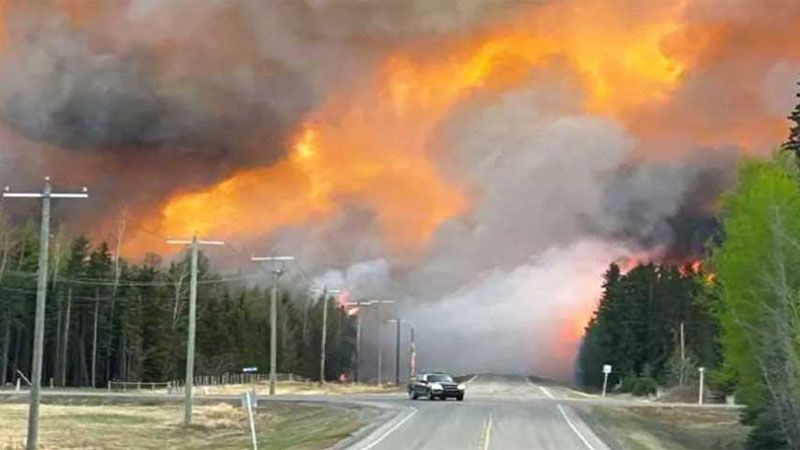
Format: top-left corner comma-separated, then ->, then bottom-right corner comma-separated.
576,405 -> 749,450
0,400 -> 376,449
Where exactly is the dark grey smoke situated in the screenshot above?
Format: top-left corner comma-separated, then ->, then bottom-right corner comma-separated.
0,0 -> 518,235
597,148 -> 737,259
0,13 -> 312,159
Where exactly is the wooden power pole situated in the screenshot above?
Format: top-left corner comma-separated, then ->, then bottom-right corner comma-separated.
3,177 -> 88,450
166,235 -> 224,427
250,256 -> 295,395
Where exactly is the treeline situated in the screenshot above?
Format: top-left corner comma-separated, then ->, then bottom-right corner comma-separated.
577,262 -> 720,392
0,223 -> 356,387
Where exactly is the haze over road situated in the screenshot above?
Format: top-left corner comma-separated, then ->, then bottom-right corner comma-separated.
350,374 -> 609,450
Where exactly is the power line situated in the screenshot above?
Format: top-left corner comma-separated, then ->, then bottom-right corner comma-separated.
1,269 -> 263,287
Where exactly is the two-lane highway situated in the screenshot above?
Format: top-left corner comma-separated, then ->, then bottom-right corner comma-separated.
349,374 -> 609,450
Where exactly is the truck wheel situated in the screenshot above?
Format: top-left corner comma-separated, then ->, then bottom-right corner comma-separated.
456,395 -> 464,401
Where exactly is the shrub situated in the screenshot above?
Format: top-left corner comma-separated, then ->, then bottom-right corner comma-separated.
632,377 -> 657,397
619,373 -> 637,393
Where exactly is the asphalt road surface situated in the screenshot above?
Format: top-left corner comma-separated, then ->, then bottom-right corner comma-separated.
348,374 -> 609,450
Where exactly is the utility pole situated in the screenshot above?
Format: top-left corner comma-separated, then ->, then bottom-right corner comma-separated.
167,235 -> 224,427
394,319 -> 400,385
318,287 -> 341,384
679,321 -> 686,386
409,325 -> 417,379
353,305 -> 364,383
373,301 -> 393,385
319,285 -> 329,384
60,288 -> 71,387
377,324 -> 383,386
385,319 -> 402,385
344,300 -> 394,384
3,177 -> 88,450
251,256 -> 294,395
90,288 -> 99,388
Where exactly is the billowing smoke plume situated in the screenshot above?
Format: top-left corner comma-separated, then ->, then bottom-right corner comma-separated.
0,1 -> 798,380
313,88 -> 735,378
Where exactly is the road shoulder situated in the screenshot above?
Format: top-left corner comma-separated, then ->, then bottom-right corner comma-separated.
331,401 -> 417,450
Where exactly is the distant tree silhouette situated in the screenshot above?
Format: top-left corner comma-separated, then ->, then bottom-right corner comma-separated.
783,79 -> 800,159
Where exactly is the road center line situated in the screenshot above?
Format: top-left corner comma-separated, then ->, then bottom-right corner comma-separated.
557,404 -> 597,450
481,414 -> 493,450
361,406 -> 418,450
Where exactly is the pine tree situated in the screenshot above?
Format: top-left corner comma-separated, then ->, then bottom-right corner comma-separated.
784,80 -> 800,158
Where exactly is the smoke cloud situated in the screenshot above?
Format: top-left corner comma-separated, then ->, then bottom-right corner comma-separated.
315,88 -> 735,379
0,1 -> 797,380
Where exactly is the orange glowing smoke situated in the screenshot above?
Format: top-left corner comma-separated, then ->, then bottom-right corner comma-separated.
140,1 -> 705,254
520,2 -> 696,116
138,120 -> 466,256
0,0 -> 6,54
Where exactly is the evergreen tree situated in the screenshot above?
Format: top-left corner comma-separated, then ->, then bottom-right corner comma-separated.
0,225 -> 357,393
578,260 -> 719,391
784,79 -> 800,159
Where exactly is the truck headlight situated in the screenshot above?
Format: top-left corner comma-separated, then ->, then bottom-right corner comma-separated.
457,384 -> 466,390
431,383 -> 443,391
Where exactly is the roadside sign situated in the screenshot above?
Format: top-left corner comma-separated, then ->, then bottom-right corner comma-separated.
243,367 -> 258,373
601,364 -> 612,397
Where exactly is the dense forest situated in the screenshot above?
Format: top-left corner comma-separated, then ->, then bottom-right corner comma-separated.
0,223 -> 356,388
577,261 -> 719,393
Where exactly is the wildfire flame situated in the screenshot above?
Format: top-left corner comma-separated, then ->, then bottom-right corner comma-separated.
135,1 -> 711,254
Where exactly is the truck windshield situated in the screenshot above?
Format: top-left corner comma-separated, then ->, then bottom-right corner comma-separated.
427,375 -> 453,382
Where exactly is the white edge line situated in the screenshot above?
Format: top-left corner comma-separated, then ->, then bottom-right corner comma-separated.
482,413 -> 493,450
361,407 -> 418,450
527,377 -> 556,399
557,404 -> 597,450
538,385 -> 555,399
467,374 -> 478,384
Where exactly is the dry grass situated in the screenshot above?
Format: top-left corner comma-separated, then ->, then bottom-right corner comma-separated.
575,405 -> 749,450
0,400 -> 373,449
205,381 -> 400,396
